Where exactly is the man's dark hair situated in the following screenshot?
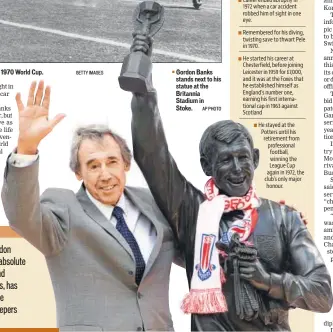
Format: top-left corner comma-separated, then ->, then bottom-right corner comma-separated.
199,120 -> 254,162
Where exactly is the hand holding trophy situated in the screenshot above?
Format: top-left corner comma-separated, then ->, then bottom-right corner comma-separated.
118,1 -> 165,94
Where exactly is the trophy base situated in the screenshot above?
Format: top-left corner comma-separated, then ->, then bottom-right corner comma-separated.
118,52 -> 152,94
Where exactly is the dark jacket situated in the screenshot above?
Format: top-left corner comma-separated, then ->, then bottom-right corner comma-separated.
131,91 -> 333,331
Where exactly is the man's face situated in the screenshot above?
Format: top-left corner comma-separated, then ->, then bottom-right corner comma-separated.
75,135 -> 129,205
210,136 -> 258,197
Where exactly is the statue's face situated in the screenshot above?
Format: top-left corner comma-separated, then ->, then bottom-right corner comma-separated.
210,136 -> 257,197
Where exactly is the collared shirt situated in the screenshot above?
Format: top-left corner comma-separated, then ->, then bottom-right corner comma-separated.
86,190 -> 156,263
9,151 -> 157,263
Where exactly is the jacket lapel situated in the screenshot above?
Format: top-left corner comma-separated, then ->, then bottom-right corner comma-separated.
124,187 -> 164,280
76,185 -> 134,261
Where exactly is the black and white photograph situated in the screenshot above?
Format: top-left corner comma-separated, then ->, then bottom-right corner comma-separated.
0,0 -> 221,63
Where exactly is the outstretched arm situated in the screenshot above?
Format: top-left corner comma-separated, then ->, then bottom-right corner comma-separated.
131,91 -> 202,240
1,81 -> 68,256
129,36 -> 204,265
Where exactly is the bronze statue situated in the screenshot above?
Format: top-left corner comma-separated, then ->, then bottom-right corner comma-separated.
124,37 -> 333,331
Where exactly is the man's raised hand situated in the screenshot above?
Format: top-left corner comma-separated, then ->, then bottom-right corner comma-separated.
16,81 -> 66,155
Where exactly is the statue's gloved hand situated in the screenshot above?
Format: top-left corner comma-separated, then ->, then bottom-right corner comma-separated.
130,33 -> 153,57
128,33 -> 155,95
239,259 -> 271,291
